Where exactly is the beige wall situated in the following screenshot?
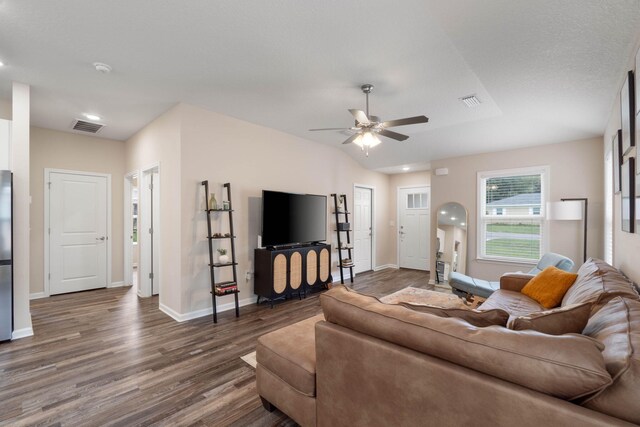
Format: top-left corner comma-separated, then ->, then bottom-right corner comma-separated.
0,99 -> 10,119
178,104 -> 392,315
30,127 -> 126,295
431,137 -> 604,281
125,105 -> 182,314
388,170 -> 431,267
604,36 -> 640,285
12,83 -> 31,335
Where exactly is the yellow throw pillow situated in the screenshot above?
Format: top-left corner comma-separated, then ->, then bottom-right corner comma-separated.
521,266 -> 578,309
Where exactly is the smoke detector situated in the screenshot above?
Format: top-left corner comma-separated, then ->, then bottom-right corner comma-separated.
93,62 -> 112,74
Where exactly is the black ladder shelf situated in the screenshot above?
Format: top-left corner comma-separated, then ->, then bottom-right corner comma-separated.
331,193 -> 354,284
202,181 -> 240,323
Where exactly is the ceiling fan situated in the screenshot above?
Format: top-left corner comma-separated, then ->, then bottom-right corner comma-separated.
309,84 -> 429,156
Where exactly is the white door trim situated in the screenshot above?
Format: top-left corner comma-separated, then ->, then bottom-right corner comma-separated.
352,183 -> 376,272
397,185 -> 431,271
44,168 -> 112,297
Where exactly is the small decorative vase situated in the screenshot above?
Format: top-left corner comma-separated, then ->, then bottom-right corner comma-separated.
209,193 -> 218,210
219,254 -> 229,264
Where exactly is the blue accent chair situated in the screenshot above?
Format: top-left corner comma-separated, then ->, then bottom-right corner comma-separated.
448,252 -> 575,299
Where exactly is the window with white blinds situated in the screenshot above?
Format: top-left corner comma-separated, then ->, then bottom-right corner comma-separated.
478,166 -> 549,263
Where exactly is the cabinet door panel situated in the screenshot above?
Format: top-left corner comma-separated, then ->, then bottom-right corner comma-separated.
320,248 -> 330,282
273,254 -> 287,294
290,251 -> 302,289
307,250 -> 318,286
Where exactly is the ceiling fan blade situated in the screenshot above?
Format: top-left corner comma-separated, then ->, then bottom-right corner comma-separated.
309,127 -> 353,131
382,115 -> 429,128
342,133 -> 361,145
349,109 -> 370,124
379,129 -> 409,141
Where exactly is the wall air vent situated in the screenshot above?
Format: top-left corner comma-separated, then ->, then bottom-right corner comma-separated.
71,119 -> 105,134
459,94 -> 481,108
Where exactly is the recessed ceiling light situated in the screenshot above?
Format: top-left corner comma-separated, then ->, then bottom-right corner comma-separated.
402,166 -> 410,171
460,94 -> 481,108
0,60 -> 4,67
460,222 -> 466,226
93,62 -> 112,74
450,216 -> 456,221
84,113 -> 101,121
440,210 -> 447,215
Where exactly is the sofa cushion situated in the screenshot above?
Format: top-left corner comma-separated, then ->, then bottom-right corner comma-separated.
400,303 -> 509,327
562,258 -> 639,312
256,313 -> 324,396
507,302 -> 592,335
478,289 -> 545,316
521,266 -> 578,309
581,297 -> 640,425
321,286 -> 611,400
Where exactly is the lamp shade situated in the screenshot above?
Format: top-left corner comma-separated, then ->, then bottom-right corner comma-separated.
546,201 -> 583,220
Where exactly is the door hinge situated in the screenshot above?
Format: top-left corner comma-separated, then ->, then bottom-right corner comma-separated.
48,181 -> 51,189
149,228 -> 153,235
149,183 -> 153,190
149,273 -> 154,279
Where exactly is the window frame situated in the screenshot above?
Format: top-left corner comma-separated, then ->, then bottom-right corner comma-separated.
476,166 -> 550,264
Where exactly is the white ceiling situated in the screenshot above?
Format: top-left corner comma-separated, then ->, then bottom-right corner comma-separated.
1,1 -> 639,173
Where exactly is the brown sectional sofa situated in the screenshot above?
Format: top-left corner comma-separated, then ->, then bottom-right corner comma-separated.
256,258 -> 640,426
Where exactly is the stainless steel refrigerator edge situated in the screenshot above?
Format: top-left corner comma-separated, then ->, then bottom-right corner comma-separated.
0,170 -> 13,341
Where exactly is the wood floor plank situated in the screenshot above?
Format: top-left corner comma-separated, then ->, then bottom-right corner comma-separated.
0,268 -> 431,426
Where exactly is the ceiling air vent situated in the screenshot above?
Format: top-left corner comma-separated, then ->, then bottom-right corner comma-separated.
459,94 -> 481,108
71,119 -> 105,134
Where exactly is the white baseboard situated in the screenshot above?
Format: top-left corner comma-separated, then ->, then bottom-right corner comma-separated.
108,281 -> 125,288
332,269 -> 354,283
12,327 -> 33,340
374,264 -> 398,271
29,292 -> 47,300
160,295 -> 259,322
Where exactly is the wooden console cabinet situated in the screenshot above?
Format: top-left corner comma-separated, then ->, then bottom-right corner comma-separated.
254,244 -> 331,306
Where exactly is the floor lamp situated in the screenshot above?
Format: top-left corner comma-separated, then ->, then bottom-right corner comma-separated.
546,198 -> 588,263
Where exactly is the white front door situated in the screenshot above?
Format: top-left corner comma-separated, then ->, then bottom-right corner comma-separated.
354,187 -> 372,273
49,171 -> 108,295
399,187 -> 430,270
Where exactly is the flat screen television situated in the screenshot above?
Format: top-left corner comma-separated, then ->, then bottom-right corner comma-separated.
261,190 -> 327,247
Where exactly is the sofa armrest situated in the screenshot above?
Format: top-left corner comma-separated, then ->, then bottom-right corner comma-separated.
500,273 -> 535,293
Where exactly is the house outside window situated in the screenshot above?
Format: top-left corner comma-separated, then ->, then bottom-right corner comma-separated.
478,166 -> 549,263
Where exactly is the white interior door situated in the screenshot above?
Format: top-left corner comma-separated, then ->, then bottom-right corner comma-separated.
49,171 -> 108,295
140,169 -> 159,297
151,173 -> 159,296
399,187 -> 430,270
354,187 -> 372,273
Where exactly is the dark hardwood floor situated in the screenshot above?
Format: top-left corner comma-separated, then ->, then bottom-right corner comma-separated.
0,269 -> 431,426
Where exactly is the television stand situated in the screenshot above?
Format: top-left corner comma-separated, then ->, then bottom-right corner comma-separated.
254,243 -> 332,307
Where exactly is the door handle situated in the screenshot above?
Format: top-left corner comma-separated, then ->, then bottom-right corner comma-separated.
96,236 -> 106,241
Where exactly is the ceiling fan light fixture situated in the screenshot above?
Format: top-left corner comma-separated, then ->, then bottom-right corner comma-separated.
362,131 -> 381,148
353,134 -> 364,148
